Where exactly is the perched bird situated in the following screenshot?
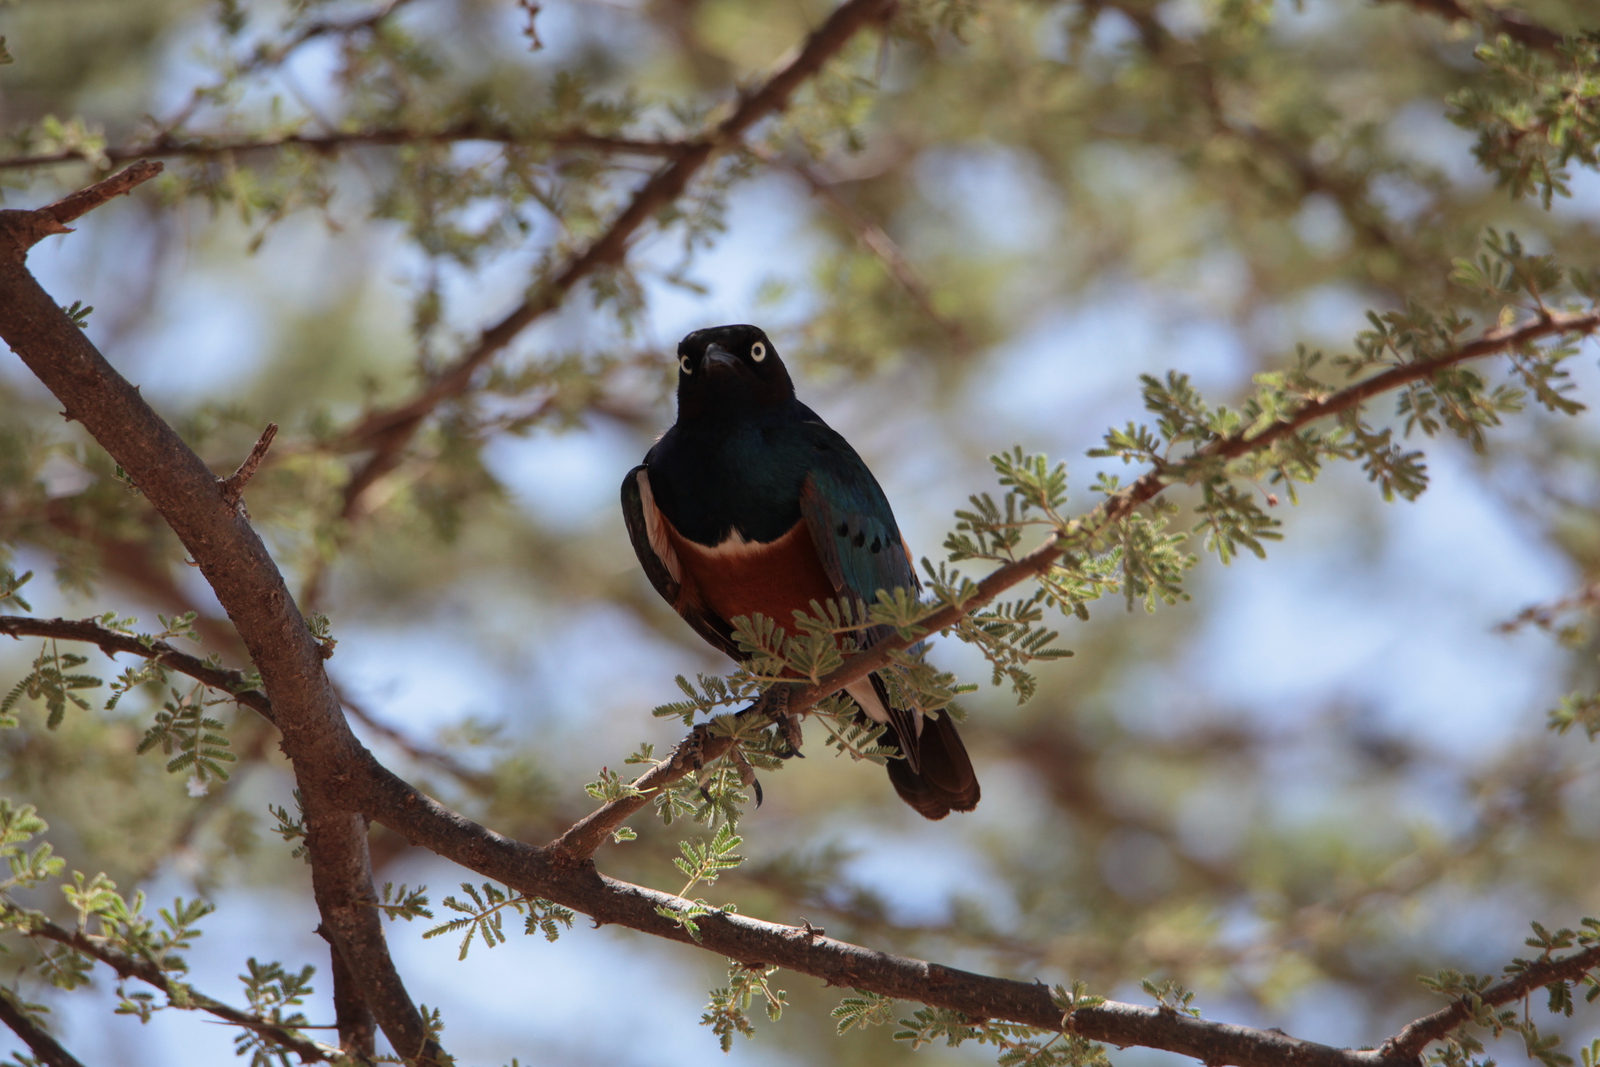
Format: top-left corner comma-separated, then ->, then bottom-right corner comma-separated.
621,324 -> 980,819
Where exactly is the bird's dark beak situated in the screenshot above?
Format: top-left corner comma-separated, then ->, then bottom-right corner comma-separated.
703,342 -> 741,377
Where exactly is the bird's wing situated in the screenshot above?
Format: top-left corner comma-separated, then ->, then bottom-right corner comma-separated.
621,464 -> 743,661
796,421 -> 920,612
796,422 -> 930,765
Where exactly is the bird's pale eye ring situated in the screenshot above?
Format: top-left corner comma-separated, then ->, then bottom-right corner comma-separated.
750,341 -> 767,362
679,355 -> 693,374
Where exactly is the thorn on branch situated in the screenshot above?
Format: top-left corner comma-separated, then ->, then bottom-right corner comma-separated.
219,423 -> 279,509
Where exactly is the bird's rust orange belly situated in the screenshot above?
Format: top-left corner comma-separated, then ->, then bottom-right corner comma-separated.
667,520 -> 838,633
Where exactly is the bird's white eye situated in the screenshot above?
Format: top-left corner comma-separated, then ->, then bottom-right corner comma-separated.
750,341 -> 767,362
679,355 -> 693,374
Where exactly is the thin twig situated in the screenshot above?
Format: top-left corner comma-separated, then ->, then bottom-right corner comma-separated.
0,125 -> 691,172
3,908 -> 334,1063
0,615 -> 273,723
336,685 -> 496,793
147,0 -> 417,145
220,423 -> 279,508
1496,580 -> 1600,632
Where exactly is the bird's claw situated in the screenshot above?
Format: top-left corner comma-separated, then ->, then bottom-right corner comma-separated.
727,745 -> 764,808
676,722 -> 714,772
755,685 -> 805,758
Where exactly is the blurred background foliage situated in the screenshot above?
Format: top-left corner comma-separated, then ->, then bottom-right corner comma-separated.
0,0 -> 1599,1064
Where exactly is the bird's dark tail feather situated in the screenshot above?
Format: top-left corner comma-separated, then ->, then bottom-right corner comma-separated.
882,710 -> 980,820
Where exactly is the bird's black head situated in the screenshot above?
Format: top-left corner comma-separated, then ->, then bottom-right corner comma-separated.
675,324 -> 794,420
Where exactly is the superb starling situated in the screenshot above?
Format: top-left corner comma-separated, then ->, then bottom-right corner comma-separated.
622,324 -> 980,818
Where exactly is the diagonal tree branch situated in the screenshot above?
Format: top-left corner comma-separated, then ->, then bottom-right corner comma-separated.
2,907 -> 334,1063
548,306 -> 1600,858
8,605 -> 1597,1067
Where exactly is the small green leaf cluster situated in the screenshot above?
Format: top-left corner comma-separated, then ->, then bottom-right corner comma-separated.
60,300 -> 93,329
0,642 -> 99,730
1140,978 -> 1201,1018
422,882 -> 573,960
1421,918 -> 1600,1067
267,791 -> 307,861
831,989 -> 897,1034
892,1005 -> 1109,1067
675,823 -> 743,898
0,568 -> 33,612
135,684 -> 237,789
656,824 -> 745,941
233,959 -> 315,1067
0,846 -> 211,1001
1548,691 -> 1600,741
0,801 -> 63,895
374,882 -> 434,923
701,960 -> 787,1053
1449,34 -> 1600,207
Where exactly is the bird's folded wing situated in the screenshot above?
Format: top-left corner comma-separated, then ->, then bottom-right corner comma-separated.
621,464 -> 742,660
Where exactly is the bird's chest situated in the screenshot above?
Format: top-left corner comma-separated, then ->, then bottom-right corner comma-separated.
666,521 -> 838,634
650,422 -> 808,546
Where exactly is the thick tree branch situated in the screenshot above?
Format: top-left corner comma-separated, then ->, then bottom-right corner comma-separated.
2,907 -> 334,1063
0,615 -> 273,721
330,0 -> 896,517
0,177 -> 438,1065
0,988 -> 88,1067
340,753 -> 1418,1067
317,923 -> 379,1060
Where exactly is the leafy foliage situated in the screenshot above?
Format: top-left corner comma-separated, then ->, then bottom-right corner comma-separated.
1,643 -> 99,729
422,883 -> 574,960
701,961 -> 787,1052
135,685 -> 236,789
